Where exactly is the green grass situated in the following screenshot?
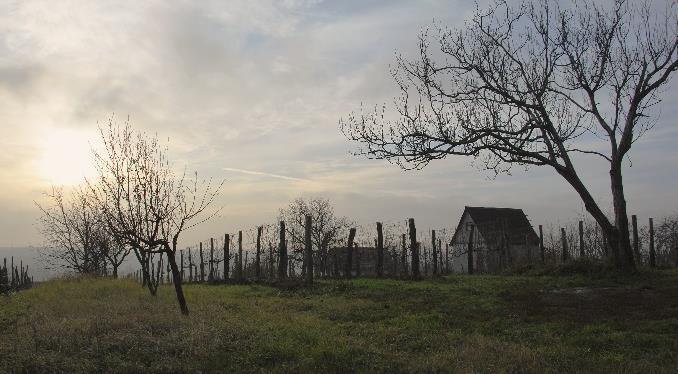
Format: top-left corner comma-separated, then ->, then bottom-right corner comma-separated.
1,271 -> 677,373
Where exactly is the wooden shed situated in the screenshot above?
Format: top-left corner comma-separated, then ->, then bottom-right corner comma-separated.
449,206 -> 539,273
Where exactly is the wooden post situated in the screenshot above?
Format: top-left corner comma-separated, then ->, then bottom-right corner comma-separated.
467,225 -> 475,274
180,250 -> 184,282
401,233 -> 407,277
632,215 -> 640,265
238,231 -> 243,280
256,226 -> 263,281
376,222 -> 384,278
199,242 -> 205,282
210,238 -> 215,281
578,221 -> 585,258
539,225 -> 545,264
188,248 -> 193,283
409,218 -> 420,280
445,242 -> 450,274
278,221 -> 287,280
345,228 -> 356,279
432,230 -> 438,276
561,228 -> 569,262
224,234 -> 230,280
355,244 -> 361,277
649,217 -> 656,268
423,244 -> 428,276
269,241 -> 274,279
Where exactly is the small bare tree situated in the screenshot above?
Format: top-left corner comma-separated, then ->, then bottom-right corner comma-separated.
90,118 -> 222,315
279,197 -> 351,277
36,186 -> 111,275
341,0 -> 677,272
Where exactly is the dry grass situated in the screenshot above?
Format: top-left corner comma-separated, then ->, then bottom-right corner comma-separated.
1,270 -> 677,373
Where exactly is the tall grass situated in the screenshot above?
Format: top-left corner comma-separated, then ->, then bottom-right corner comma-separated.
1,271 -> 677,373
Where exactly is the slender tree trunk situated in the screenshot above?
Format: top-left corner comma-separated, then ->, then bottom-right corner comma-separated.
167,251 -> 189,315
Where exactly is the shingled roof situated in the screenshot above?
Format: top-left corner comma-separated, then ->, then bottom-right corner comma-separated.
450,206 -> 539,247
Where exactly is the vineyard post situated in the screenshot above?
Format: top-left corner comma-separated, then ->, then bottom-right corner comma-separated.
632,215 -> 640,265
408,218 -> 420,280
649,218 -> 656,268
376,222 -> 384,278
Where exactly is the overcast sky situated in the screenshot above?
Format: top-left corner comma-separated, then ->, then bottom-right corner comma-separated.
1,0 -> 677,250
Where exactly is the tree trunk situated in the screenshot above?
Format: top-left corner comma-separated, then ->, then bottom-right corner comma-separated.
167,251 -> 189,316
609,165 -> 636,271
558,166 -> 635,272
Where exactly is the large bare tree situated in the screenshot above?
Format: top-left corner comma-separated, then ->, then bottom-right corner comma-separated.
341,0 -> 677,272
90,118 -> 222,315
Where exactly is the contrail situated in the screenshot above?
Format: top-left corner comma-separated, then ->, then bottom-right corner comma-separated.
222,167 -> 308,182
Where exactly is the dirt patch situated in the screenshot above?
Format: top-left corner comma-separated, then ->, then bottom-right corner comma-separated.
505,286 -> 678,324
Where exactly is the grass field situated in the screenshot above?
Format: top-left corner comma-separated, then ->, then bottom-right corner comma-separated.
1,270 -> 677,373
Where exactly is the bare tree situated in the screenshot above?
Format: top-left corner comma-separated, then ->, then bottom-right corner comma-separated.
36,186 -> 111,275
341,0 -> 677,272
89,118 -> 222,315
279,197 -> 351,276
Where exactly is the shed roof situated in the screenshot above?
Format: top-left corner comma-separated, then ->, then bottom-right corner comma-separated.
450,206 -> 539,246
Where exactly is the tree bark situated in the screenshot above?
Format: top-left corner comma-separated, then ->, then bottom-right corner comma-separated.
167,251 -> 189,315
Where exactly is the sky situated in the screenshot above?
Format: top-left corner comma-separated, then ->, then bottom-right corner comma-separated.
1,0 -> 677,253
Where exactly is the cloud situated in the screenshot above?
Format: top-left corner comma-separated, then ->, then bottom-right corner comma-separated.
0,0 -> 676,248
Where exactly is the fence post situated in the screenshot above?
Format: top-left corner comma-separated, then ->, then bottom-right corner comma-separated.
210,238 -> 215,281
649,218 -> 656,268
539,225 -> 544,264
467,225 -> 475,274
561,228 -> 569,262
256,226 -> 263,281
238,231 -> 243,280
445,242 -> 450,274
224,234 -> 230,280
399,233 -> 406,278
199,242 -> 205,282
278,222 -> 287,280
632,215 -> 640,265
579,221 -> 585,258
376,222 -> 384,278
345,228 -> 357,279
409,218 -> 420,280
432,230 -> 438,276
180,250 -> 184,282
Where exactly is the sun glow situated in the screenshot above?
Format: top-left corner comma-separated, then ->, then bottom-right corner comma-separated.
35,128 -> 97,186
